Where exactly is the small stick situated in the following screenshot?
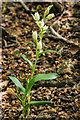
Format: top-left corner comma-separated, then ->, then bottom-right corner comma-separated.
50,25 -> 80,48
19,0 -> 29,11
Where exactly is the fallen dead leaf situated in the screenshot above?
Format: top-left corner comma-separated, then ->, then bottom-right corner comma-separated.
7,88 -> 17,95
69,45 -> 79,55
0,81 -> 8,89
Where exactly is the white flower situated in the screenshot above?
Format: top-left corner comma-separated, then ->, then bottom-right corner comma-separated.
36,19 -> 44,28
43,25 -> 48,32
32,12 -> 40,21
46,13 -> 55,19
32,31 -> 37,40
37,40 -> 42,50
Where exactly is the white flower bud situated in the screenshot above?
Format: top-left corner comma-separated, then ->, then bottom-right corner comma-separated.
32,12 -> 40,21
36,19 -> 44,28
46,13 -> 55,19
32,31 -> 37,40
37,40 -> 42,50
44,5 -> 53,17
43,25 -> 48,31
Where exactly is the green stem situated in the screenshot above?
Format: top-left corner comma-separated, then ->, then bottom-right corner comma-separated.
22,100 -> 26,119
31,47 -> 38,79
27,28 -> 43,119
22,108 -> 25,120
27,92 -> 30,120
40,29 -> 43,41
23,78 -> 30,119
27,78 -> 30,119
31,28 -> 42,79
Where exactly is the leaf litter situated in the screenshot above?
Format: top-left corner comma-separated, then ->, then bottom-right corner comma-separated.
1,2 -> 80,120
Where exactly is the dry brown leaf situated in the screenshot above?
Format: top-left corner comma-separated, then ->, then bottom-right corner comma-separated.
64,68 -> 73,74
0,81 -> 8,88
7,88 -> 17,95
69,45 -> 79,55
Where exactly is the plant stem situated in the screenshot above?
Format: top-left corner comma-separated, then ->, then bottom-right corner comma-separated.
27,28 -> 43,119
31,47 -> 38,79
27,92 -> 30,120
40,28 -> 43,41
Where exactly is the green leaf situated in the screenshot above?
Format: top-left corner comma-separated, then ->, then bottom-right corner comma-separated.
44,5 -> 53,17
17,92 -> 23,103
25,78 -> 35,94
21,55 -> 33,69
38,50 -> 61,56
23,75 -> 27,82
14,51 -> 33,70
38,33 -> 41,40
14,51 -> 20,55
36,5 -> 42,11
57,65 -> 64,71
24,103 -> 30,112
33,73 -> 59,82
25,42 -> 36,46
8,76 -> 25,94
26,73 -> 59,93
30,101 -> 52,106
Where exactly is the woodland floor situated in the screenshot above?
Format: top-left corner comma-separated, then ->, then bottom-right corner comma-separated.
1,2 -> 80,120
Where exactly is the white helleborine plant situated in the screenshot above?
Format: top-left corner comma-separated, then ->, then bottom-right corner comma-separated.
9,5 -> 61,120
32,31 -> 38,40
32,12 -> 40,21
37,40 -> 42,50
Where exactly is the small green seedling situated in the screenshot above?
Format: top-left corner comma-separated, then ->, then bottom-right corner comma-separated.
9,5 -> 61,119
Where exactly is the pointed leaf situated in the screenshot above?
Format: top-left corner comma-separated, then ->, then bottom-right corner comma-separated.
25,78 -> 35,94
44,5 -> 53,18
24,103 -> 30,112
14,51 -> 20,55
9,76 -> 25,94
26,73 -> 59,93
38,50 -> 61,56
25,42 -> 36,46
23,75 -> 27,82
17,92 -> 23,103
30,101 -> 52,106
33,73 -> 59,82
21,55 -> 33,69
14,51 -> 33,70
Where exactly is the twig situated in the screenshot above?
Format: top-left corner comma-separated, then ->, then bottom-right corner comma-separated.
3,43 -> 18,48
52,10 -> 66,27
3,39 -> 7,47
35,111 -> 44,120
19,0 -> 29,11
46,34 -> 61,40
50,25 -> 80,48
